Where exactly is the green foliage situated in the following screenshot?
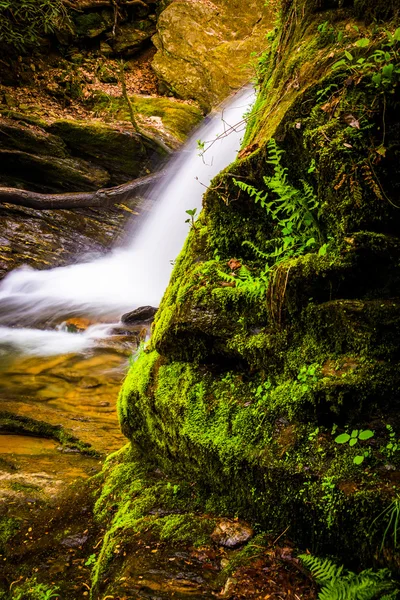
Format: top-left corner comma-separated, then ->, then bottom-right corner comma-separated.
229,139 -> 324,298
332,28 -> 400,92
300,554 -> 398,600
11,579 -> 60,600
381,424 -> 400,459
371,497 -> 400,553
185,208 -> 198,229
85,553 -> 97,567
334,429 -> 374,465
0,0 -> 69,51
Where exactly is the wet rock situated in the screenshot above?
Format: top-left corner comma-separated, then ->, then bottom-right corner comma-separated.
0,149 -> 109,193
211,520 -> 253,548
152,0 -> 272,110
112,22 -> 156,56
61,533 -> 88,547
48,119 -> 166,185
121,305 -> 157,324
0,120 -> 67,158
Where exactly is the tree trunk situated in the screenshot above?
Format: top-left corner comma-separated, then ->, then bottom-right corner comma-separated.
0,171 -> 164,210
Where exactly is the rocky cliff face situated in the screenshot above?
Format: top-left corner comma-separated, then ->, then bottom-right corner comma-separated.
93,1 -> 400,594
152,0 -> 273,110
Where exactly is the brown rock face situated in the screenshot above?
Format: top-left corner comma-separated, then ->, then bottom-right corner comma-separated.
152,0 -> 273,110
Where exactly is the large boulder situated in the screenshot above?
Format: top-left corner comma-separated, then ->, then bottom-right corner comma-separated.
152,0 -> 272,110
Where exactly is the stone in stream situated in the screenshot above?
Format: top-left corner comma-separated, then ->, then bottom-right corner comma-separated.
121,305 -> 158,324
211,520 -> 254,549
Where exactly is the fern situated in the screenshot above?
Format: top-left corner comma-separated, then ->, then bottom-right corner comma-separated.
233,178 -> 269,207
231,138 -> 325,300
300,554 -> 344,585
300,554 -> 399,600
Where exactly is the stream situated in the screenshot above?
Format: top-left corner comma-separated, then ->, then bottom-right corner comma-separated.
0,87 -> 255,501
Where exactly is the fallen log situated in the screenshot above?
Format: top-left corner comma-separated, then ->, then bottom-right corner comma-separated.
0,170 -> 165,210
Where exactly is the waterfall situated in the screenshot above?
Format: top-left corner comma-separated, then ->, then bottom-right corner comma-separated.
0,87 -> 255,355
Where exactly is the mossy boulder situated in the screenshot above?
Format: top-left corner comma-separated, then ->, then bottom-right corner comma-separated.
152,0 -> 273,110
47,119 -> 166,185
116,0 -> 400,570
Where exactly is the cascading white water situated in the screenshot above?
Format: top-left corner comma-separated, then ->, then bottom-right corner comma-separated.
0,87 -> 255,355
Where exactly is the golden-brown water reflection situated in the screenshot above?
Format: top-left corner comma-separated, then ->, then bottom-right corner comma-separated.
0,348 -> 128,499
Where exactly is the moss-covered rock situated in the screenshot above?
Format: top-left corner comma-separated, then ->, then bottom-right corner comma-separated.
89,91 -> 203,144
115,0 -> 400,571
111,21 -> 156,56
152,0 -> 273,110
47,119 -> 166,185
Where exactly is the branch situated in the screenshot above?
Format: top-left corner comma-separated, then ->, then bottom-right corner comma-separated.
0,171 -> 165,210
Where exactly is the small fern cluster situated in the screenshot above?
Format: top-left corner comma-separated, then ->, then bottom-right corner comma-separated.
228,139 -> 326,299
300,554 -> 399,600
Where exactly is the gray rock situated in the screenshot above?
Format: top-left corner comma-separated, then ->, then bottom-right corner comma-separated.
121,306 -> 157,324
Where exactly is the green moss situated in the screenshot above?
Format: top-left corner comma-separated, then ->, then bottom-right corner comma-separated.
90,92 -> 203,142
0,411 -> 98,456
0,517 -> 20,553
91,446 -> 216,598
47,119 -> 165,184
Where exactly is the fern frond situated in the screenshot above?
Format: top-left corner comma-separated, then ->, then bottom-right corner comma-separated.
216,269 -> 237,284
242,240 -> 270,260
299,554 -> 344,585
300,555 -> 398,600
320,571 -> 396,600
233,178 -> 269,207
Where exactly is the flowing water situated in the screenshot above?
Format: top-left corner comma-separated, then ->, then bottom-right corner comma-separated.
0,87 -> 255,356
0,87 -> 255,500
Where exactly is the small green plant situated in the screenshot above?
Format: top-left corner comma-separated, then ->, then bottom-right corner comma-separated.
300,554 -> 399,600
185,208 -> 198,229
11,580 -> 60,600
84,553 -> 97,567
371,496 -> 400,553
297,363 -> 321,391
308,426 -> 319,442
382,424 -> 400,459
196,139 -> 205,153
335,428 -> 374,465
332,28 -> 400,91
317,20 -> 336,46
